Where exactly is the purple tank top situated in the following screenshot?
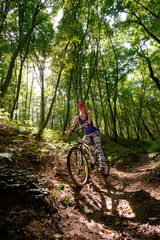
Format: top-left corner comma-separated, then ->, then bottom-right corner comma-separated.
79,115 -> 97,135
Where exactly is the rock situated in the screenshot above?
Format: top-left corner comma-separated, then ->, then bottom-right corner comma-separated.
0,166 -> 49,204
0,153 -> 12,161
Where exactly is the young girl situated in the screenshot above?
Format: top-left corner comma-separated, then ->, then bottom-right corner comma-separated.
64,103 -> 104,171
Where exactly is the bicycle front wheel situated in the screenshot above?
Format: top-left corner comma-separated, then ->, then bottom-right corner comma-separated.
67,147 -> 89,187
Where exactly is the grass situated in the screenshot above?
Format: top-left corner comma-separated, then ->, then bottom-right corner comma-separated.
101,136 -> 152,166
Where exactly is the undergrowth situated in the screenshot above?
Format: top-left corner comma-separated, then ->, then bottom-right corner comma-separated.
0,109 -> 159,167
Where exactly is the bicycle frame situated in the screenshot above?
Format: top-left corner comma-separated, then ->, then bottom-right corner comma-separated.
76,136 -> 96,165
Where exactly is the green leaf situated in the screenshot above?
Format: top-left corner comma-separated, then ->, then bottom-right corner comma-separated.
52,193 -> 58,199
65,196 -> 69,204
58,184 -> 64,191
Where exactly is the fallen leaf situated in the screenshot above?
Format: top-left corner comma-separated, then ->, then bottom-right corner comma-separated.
104,229 -> 112,234
54,233 -> 63,238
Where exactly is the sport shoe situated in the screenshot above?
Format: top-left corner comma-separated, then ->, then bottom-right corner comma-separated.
98,166 -> 104,172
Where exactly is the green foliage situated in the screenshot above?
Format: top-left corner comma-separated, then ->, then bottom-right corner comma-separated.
102,136 -> 152,166
0,0 -> 159,142
149,138 -> 160,153
65,196 -> 69,204
52,184 -> 69,204
57,184 -> 64,191
52,193 -> 58,199
41,129 -> 75,154
0,109 -> 10,123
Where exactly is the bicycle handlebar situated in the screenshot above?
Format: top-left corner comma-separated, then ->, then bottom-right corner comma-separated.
64,127 -> 84,136
70,127 -> 84,136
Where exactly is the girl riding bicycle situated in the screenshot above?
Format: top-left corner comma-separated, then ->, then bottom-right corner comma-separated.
64,103 -> 104,171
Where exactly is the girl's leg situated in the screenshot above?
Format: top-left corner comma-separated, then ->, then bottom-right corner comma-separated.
92,131 -> 104,169
78,135 -> 90,166
82,135 -> 90,145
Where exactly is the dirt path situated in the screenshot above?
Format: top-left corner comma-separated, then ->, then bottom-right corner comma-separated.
33,155 -> 160,240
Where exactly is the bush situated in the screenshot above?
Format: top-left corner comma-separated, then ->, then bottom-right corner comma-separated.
149,138 -> 160,153
0,108 -> 10,124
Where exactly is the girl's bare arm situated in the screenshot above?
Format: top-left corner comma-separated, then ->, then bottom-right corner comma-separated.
83,112 -> 92,128
64,116 -> 79,134
87,112 -> 92,125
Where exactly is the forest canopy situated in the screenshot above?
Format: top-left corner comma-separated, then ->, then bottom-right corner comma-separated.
0,0 -> 160,140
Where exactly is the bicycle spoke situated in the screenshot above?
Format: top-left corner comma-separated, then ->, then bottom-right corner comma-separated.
67,147 -> 89,187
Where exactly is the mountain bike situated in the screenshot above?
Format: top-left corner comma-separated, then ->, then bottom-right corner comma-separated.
66,128 -> 109,187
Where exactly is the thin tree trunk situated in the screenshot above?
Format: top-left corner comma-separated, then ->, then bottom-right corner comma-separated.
135,0 -> 160,20
84,52 -> 96,103
33,46 -> 46,128
78,60 -> 83,102
141,116 -> 155,140
109,35 -> 118,140
148,107 -> 160,136
96,67 -> 108,136
130,12 -> 160,44
91,87 -> 99,132
144,55 -> 160,90
37,64 -> 63,135
24,60 -> 29,121
63,67 -> 74,132
28,75 -> 34,121
0,3 -> 45,102
37,39 -> 70,136
39,71 -> 45,127
10,41 -> 30,119
100,52 -> 115,137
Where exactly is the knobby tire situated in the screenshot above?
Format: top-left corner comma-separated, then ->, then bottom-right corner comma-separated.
102,152 -> 110,177
67,147 -> 89,187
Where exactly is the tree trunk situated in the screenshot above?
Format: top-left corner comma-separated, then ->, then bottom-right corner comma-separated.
145,56 -> 160,90
135,0 -> 160,20
24,60 -> 29,121
10,40 -> 30,119
28,75 -> 34,121
63,67 -> 74,132
37,39 -> 70,136
39,70 -> 45,128
91,87 -> 99,132
0,3 -> 44,103
96,67 -> 108,136
131,13 -> 160,44
109,35 -> 118,140
141,116 -> 155,140
33,45 -> 47,128
100,52 -> 115,137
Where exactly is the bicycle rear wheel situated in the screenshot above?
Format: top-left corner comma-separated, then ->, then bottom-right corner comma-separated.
102,152 -> 110,176
95,151 -> 110,176
67,147 -> 89,187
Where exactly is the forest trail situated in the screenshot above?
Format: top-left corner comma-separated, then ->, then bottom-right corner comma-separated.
36,156 -> 160,240
0,126 -> 160,240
